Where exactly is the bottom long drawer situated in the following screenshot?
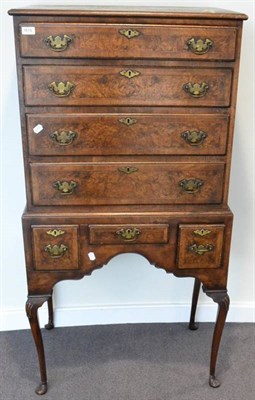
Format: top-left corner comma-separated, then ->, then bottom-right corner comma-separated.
30,162 -> 225,206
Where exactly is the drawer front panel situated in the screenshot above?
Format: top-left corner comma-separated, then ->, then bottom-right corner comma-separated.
89,224 -> 169,245
30,162 -> 225,206
32,225 -> 79,270
27,113 -> 229,156
24,66 -> 232,107
177,224 -> 225,269
19,23 -> 237,61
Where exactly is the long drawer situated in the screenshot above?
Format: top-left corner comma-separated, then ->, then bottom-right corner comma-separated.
19,23 -> 237,61
23,66 -> 232,107
27,113 -> 229,156
30,162 -> 225,206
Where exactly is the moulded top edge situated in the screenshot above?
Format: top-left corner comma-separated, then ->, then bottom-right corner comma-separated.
8,6 -> 248,20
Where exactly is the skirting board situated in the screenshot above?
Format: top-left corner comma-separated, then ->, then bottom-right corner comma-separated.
1,302 -> 254,331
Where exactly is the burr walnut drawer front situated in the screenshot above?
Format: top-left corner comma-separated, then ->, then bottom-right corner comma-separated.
23,66 -> 232,107
19,23 -> 237,61
30,162 -> 225,206
177,224 -> 225,269
89,224 -> 169,245
27,113 -> 229,156
32,225 -> 79,271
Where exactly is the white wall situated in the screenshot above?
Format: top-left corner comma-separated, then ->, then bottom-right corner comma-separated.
0,0 -> 254,331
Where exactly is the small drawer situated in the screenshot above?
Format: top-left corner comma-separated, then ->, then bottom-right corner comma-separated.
177,224 -> 225,269
19,23 -> 237,61
30,162 -> 225,206
27,113 -> 229,156
23,66 -> 232,107
32,225 -> 79,270
89,224 -> 169,245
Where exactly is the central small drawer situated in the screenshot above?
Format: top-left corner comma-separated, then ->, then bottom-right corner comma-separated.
23,66 -> 232,107
89,224 -> 169,245
30,162 -> 225,206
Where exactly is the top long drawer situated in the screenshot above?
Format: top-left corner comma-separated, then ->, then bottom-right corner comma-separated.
19,23 -> 237,61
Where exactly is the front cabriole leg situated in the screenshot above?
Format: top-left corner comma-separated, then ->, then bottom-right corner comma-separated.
203,288 -> 230,388
26,295 -> 50,395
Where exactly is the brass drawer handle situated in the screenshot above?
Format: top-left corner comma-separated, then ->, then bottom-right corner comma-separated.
49,130 -> 77,146
48,81 -> 75,97
119,117 -> 137,126
120,69 -> 140,79
53,180 -> 77,195
179,179 -> 204,194
186,38 -> 213,55
118,166 -> 138,175
116,227 -> 141,241
183,82 -> 209,98
45,244 -> 68,258
189,243 -> 214,255
181,130 -> 207,146
119,28 -> 141,39
44,35 -> 73,51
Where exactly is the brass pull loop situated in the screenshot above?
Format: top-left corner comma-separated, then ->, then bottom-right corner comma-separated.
53,180 -> 77,195
120,69 -> 140,79
179,178 -> 204,194
119,117 -> 137,126
116,227 -> 141,241
48,81 -> 75,97
45,244 -> 68,258
189,243 -> 214,255
44,35 -> 73,51
186,38 -> 213,55
183,82 -> 209,98
119,29 -> 141,39
118,166 -> 138,175
181,130 -> 207,146
49,130 -> 77,146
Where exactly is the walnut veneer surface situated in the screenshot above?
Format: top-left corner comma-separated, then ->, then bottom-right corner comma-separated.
9,6 -> 247,395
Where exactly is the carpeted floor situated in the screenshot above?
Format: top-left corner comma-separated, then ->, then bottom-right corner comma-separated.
0,323 -> 254,400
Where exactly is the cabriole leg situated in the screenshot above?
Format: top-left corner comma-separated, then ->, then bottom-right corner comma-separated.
45,290 -> 54,330
189,278 -> 201,330
203,288 -> 230,388
26,296 -> 49,395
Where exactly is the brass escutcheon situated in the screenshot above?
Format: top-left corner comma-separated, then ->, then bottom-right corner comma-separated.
116,227 -> 141,241
189,243 -> 214,255
44,34 -> 73,51
119,28 -> 141,39
120,69 -> 140,79
119,117 -> 138,126
45,244 -> 68,258
53,180 -> 77,195
179,178 -> 204,194
118,166 -> 138,175
186,38 -> 213,55
50,130 -> 77,146
181,130 -> 208,146
183,82 -> 209,98
48,81 -> 75,97
193,229 -> 211,236
46,229 -> 65,237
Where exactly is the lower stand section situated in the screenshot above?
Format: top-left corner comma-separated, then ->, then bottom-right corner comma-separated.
203,288 -> 230,388
26,296 -> 50,395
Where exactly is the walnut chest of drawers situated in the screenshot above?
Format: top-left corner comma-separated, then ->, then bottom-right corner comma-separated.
9,6 -> 247,395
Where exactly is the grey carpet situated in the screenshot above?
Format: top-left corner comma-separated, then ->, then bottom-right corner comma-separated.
0,323 -> 254,400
